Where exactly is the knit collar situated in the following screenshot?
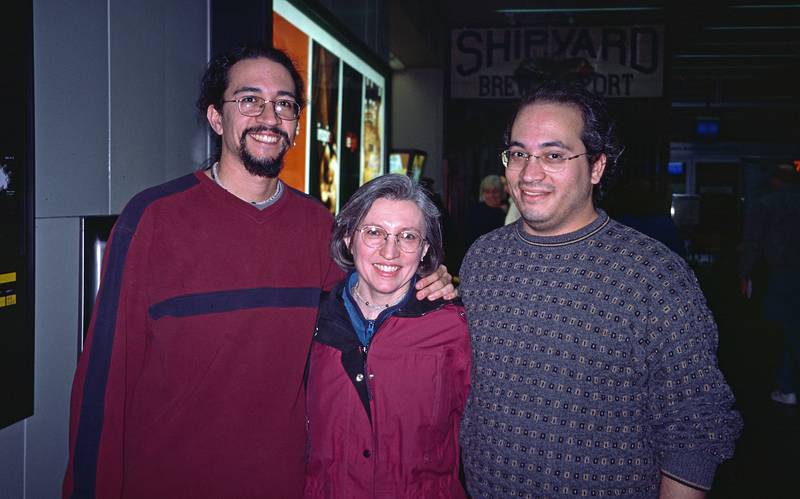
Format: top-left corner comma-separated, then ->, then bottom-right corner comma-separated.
514,209 -> 610,247
195,169 -> 289,223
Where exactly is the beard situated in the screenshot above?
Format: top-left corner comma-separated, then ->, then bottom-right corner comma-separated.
239,126 -> 291,178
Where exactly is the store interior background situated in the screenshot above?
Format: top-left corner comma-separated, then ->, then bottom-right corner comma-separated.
1,0 -> 798,497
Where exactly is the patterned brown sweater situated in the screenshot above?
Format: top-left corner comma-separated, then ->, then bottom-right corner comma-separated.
459,210 -> 742,498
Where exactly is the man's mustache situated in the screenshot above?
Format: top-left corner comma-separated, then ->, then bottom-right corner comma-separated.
241,126 -> 290,142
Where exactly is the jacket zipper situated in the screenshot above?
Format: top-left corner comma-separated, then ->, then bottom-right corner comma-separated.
364,320 -> 375,401
365,332 -> 379,499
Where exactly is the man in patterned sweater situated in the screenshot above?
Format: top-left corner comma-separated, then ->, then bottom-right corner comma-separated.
459,82 -> 742,498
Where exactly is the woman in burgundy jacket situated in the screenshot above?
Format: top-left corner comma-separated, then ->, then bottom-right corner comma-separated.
305,174 -> 471,498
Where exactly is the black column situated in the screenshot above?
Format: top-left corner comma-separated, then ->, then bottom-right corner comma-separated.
211,0 -> 274,56
0,0 -> 34,429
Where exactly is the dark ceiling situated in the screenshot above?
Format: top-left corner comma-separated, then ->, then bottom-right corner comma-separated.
391,0 -> 800,109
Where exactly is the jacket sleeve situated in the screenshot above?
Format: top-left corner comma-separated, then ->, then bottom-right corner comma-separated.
645,264 -> 743,491
453,305 -> 472,413
63,217 -> 151,499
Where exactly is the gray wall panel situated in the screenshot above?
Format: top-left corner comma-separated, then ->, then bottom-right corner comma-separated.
0,421 -> 24,499
109,0 -> 169,209
110,0 -> 209,212
34,0 -> 109,217
0,420 -> 27,498
26,218 -> 80,499
164,0 -> 210,180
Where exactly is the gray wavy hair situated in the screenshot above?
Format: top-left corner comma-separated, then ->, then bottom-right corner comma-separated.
331,174 -> 443,275
478,174 -> 504,202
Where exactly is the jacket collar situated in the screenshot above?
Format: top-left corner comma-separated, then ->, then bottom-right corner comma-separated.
319,277 -> 457,323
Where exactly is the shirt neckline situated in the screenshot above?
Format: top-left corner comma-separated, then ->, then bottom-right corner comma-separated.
514,209 -> 610,247
195,169 -> 289,222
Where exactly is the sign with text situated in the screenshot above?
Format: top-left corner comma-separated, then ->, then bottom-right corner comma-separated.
451,25 -> 663,99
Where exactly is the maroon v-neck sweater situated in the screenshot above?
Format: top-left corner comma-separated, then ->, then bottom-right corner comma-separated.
64,171 -> 344,499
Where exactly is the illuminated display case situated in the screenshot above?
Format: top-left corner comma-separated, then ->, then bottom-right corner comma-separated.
389,149 -> 428,182
273,0 -> 389,213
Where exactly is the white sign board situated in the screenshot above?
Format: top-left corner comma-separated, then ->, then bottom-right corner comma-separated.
451,26 -> 663,99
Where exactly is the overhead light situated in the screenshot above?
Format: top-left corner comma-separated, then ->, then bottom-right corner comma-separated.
730,4 -> 800,9
705,25 -> 800,30
674,53 -> 797,58
689,40 -> 800,46
671,101 -> 792,109
496,7 -> 661,14
672,65 -> 779,70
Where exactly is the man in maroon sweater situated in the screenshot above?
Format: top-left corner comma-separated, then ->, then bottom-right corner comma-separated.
63,45 -> 453,499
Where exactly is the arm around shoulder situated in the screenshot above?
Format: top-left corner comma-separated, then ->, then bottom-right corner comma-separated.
416,264 -> 457,301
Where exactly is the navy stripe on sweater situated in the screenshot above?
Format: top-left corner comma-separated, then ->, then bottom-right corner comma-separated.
149,286 -> 321,319
71,174 -> 199,499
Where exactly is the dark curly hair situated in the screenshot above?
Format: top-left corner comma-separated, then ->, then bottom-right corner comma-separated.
196,44 -> 305,162
504,81 -> 624,203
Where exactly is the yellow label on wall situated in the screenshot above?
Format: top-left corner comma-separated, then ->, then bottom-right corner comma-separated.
0,272 -> 17,284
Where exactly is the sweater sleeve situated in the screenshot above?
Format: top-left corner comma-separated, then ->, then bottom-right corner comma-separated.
645,264 -> 742,491
63,217 -> 150,499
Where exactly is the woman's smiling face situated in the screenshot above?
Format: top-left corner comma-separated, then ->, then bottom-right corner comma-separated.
346,198 -> 429,305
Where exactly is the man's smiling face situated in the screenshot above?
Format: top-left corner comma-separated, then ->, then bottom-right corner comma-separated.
209,57 -> 299,177
506,101 -> 606,237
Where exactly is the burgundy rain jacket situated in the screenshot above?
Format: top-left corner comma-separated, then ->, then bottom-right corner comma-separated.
305,283 -> 471,498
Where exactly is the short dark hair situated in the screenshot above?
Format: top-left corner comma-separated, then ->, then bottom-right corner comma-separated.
196,44 -> 305,162
504,81 -> 624,203
331,174 -> 443,276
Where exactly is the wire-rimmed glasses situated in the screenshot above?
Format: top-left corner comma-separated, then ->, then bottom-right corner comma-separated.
501,149 -> 589,173
222,95 -> 301,120
357,225 -> 426,253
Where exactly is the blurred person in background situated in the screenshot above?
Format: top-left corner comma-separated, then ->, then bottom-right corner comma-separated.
463,174 -> 508,254
739,163 -> 800,406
